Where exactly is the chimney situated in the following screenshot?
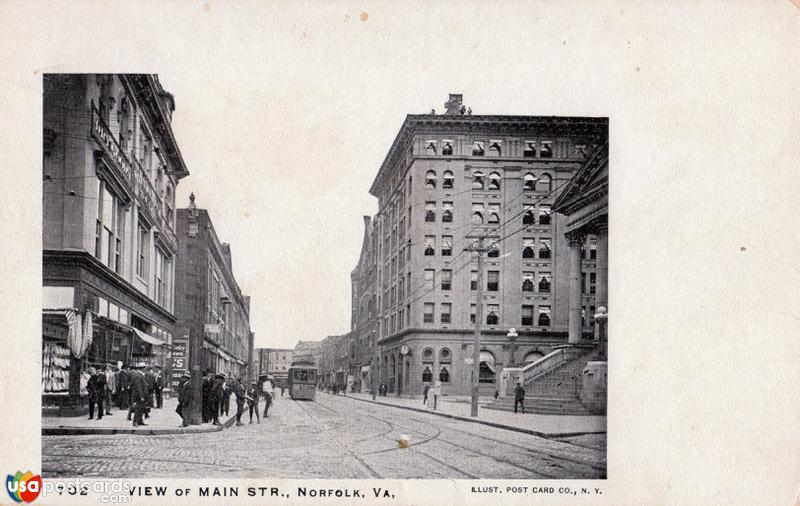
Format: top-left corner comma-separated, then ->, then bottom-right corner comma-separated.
221,243 -> 232,271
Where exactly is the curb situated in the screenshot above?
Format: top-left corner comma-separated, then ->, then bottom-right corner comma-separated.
43,408 -> 244,436
42,424 -> 223,436
342,394 -> 606,439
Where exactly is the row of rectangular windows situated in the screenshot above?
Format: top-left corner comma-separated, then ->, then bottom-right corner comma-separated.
422,303 -> 553,327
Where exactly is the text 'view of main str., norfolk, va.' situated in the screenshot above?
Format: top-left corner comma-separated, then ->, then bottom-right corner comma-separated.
41,74 -> 608,480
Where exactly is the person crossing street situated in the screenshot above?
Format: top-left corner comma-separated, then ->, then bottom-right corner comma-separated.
247,381 -> 260,424
233,376 -> 247,426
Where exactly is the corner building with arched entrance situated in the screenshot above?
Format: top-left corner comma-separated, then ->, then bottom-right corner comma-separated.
353,95 -> 608,397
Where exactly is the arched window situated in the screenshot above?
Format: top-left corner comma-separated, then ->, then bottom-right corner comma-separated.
472,171 -> 485,190
421,366 -> 433,383
425,170 -> 437,189
424,202 -> 436,222
487,212 -> 500,224
479,351 -> 496,383
486,305 -> 499,325
424,140 -> 437,155
522,238 -> 535,259
523,172 -> 537,191
522,205 -> 535,225
487,243 -> 499,258
522,272 -> 534,292
537,306 -> 551,326
538,238 -> 551,259
442,170 -> 454,189
488,172 -> 501,190
439,366 -> 450,383
471,210 -> 484,225
439,348 -> 452,364
523,351 -> 545,364
538,273 -> 551,293
118,96 -> 132,153
422,347 -> 434,363
472,141 -> 485,156
488,141 -> 502,156
539,206 -> 551,225
537,174 -> 552,192
442,202 -> 453,222
442,141 -> 453,156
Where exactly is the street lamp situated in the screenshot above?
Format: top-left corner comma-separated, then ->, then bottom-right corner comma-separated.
593,306 -> 608,360
506,328 -> 519,367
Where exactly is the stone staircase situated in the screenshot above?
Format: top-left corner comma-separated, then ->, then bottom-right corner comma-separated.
486,346 -> 604,415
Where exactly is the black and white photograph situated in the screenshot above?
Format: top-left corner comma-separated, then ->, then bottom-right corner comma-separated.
40,74 -> 608,480
2,1 -> 799,505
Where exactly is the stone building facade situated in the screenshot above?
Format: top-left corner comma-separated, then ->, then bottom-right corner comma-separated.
174,195 -> 252,379
357,95 -> 608,397
254,347 -> 294,384
42,74 -> 188,412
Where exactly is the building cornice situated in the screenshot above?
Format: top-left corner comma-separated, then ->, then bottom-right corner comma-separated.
369,114 -> 608,196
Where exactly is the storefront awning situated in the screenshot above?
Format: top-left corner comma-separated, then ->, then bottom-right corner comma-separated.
133,328 -> 166,347
218,349 -> 234,362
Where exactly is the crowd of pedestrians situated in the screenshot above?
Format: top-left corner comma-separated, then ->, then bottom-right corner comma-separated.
84,362 -> 280,429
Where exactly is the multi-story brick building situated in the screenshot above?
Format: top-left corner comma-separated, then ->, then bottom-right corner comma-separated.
360,94 -> 608,397
42,74 -> 188,412
174,195 -> 252,380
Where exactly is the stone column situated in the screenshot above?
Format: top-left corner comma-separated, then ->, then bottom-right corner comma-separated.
392,352 -> 399,394
568,232 -> 584,344
594,222 -> 609,341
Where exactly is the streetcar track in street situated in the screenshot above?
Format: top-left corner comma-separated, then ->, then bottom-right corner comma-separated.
294,400 -> 384,479
317,394 -> 603,479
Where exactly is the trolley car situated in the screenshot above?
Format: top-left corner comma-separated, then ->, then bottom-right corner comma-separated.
287,358 -> 317,400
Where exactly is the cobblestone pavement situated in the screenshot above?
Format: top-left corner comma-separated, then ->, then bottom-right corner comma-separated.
42,393 -> 606,479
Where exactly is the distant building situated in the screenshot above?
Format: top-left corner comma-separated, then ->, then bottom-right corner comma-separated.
42,74 -> 188,412
174,194 -> 252,379
293,340 -> 322,368
351,94 -> 608,397
254,347 -> 294,384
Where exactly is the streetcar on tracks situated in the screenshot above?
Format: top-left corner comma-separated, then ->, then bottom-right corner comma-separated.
287,357 -> 317,400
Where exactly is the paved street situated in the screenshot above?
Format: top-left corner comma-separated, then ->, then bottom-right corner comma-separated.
42,393 -> 605,479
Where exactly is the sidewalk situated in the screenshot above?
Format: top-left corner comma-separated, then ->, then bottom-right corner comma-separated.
42,397 -> 230,436
341,392 -> 606,438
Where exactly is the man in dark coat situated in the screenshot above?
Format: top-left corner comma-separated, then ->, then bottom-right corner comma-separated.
514,383 -> 526,414
233,377 -> 247,426
117,364 -> 130,410
247,381 -> 260,424
154,365 -> 164,409
201,369 -> 214,423
130,363 -> 149,426
144,366 -> 156,416
87,367 -> 106,420
210,373 -> 225,426
176,371 -> 191,427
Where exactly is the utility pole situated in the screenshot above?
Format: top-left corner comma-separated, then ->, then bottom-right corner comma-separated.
465,233 -> 498,417
187,327 -> 203,425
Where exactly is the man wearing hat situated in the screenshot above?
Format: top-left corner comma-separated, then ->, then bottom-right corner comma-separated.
130,362 -> 149,426
117,363 -> 130,410
176,371 -> 191,427
201,368 -> 214,423
144,365 -> 156,415
233,376 -> 247,426
210,372 -> 225,426
247,380 -> 260,424
154,365 -> 164,409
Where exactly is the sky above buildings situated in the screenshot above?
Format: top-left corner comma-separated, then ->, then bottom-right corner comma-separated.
153,3 -> 624,349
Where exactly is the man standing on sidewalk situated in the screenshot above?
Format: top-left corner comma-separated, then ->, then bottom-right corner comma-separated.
262,377 -> 274,418
144,365 -> 156,416
117,364 -> 129,410
154,365 -> 164,409
514,382 -> 526,414
247,381 -> 260,424
130,363 -> 149,426
422,383 -> 430,406
104,364 -> 115,416
233,376 -> 246,426
210,373 -> 225,426
176,371 -> 191,427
